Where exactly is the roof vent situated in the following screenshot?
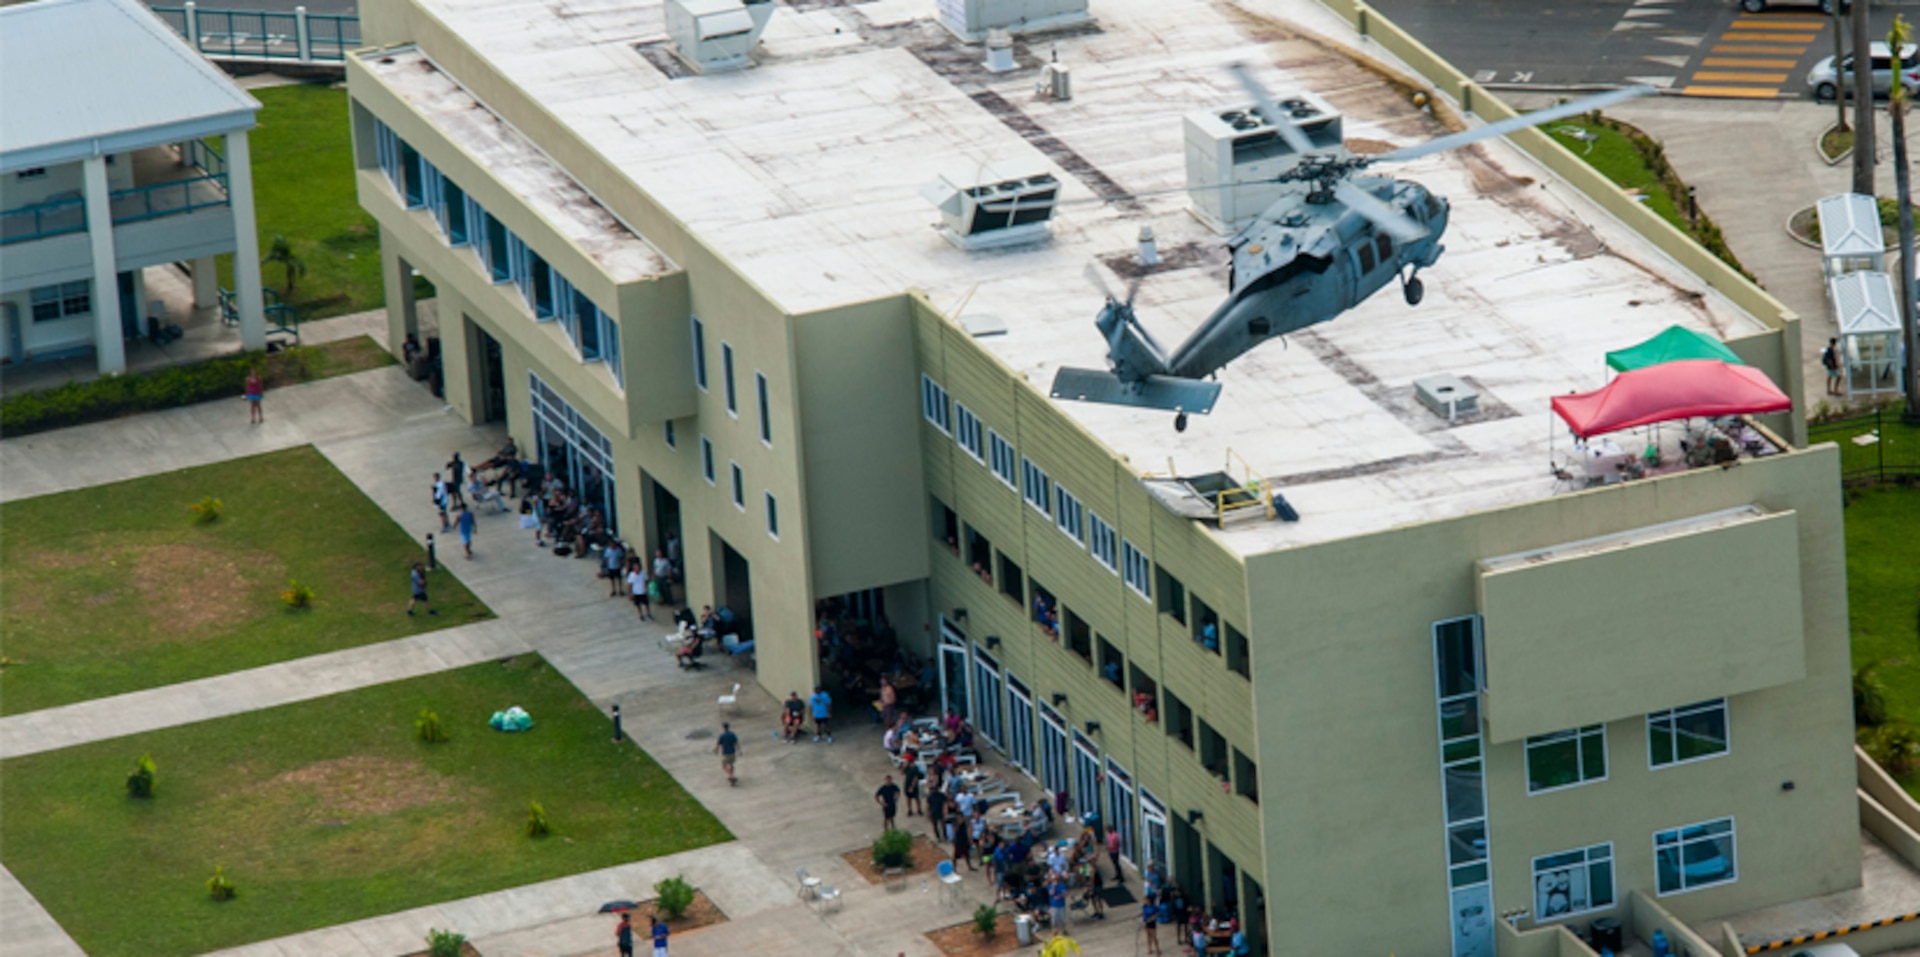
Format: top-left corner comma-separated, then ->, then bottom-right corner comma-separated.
920,162 -> 1059,251
984,29 -> 1016,73
1413,374 -> 1479,421
1036,58 -> 1071,101
937,0 -> 1091,42
1184,90 -> 1343,232
666,0 -> 774,74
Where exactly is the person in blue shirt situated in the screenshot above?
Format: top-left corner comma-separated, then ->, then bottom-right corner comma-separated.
649,915 -> 669,957
1231,927 -> 1250,956
809,686 -> 833,743
456,504 -> 476,559
1141,894 -> 1162,955
1048,875 -> 1069,931
1201,621 -> 1218,651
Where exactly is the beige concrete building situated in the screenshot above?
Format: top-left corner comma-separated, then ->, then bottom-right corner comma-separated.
348,0 -> 1857,952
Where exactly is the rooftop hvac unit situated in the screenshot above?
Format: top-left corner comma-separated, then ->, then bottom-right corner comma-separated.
936,0 -> 1090,42
920,162 -> 1060,251
666,0 -> 774,74
1185,91 -> 1343,232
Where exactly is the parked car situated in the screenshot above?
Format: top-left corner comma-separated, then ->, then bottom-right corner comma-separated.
1742,0 -> 1848,12
1807,42 -> 1920,101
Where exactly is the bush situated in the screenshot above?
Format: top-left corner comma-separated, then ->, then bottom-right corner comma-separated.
1856,661 -> 1891,727
424,928 -> 466,957
526,799 -> 550,838
416,707 -> 449,743
1862,722 -> 1920,778
206,865 -> 236,901
189,496 -> 224,524
972,903 -> 1000,937
126,753 -> 156,799
281,579 -> 315,610
653,875 -> 695,921
871,828 -> 914,869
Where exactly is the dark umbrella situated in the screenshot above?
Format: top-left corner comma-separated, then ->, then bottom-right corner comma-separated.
598,900 -> 638,913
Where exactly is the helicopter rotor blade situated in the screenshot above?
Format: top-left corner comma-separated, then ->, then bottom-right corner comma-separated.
1373,85 -> 1655,165
1332,180 -> 1427,243
1227,62 -> 1319,157
1083,261 -> 1121,303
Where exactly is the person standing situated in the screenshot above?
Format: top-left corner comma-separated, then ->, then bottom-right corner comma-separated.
1823,337 -> 1844,396
652,549 -> 675,606
1141,892 -> 1162,955
456,504 -> 476,559
627,558 -> 654,622
406,562 -> 435,616
875,773 -> 901,831
902,759 -> 924,817
615,912 -> 634,957
809,686 -> 833,743
782,691 -> 805,743
431,473 -> 450,531
244,367 -> 265,424
926,782 -> 948,844
715,721 -> 740,786
603,540 -> 626,597
951,807 -> 975,871
1106,827 -> 1123,887
445,452 -> 467,507
649,915 -> 670,957
1047,871 -> 1069,930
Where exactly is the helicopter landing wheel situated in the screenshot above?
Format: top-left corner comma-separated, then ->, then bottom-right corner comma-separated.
1403,276 -> 1425,306
1174,412 -> 1189,433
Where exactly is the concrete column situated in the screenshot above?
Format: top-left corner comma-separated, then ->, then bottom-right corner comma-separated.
184,1 -> 200,51
82,155 -> 125,375
225,130 -> 266,351
191,256 -> 218,308
382,234 -> 418,355
435,297 -> 478,423
294,6 -> 311,62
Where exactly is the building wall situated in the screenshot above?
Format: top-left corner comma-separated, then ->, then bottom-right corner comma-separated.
1246,445 -> 1855,956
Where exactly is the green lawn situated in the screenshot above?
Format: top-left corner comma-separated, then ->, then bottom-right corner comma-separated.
1813,408 -> 1920,482
0,445 -> 488,715
1848,485 -> 1920,730
218,83 -> 382,321
0,656 -> 731,957
1547,121 -> 1684,228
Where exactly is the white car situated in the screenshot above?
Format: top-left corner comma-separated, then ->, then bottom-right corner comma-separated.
1743,0 -> 1848,12
1808,42 -> 1920,101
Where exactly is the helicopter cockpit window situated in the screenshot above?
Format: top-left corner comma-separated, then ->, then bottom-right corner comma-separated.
1358,243 -> 1377,273
1376,234 -> 1393,262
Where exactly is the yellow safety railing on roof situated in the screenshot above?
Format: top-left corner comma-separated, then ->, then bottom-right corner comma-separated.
1217,448 -> 1275,522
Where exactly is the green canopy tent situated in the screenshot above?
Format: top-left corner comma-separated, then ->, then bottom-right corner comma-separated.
1605,325 -> 1746,373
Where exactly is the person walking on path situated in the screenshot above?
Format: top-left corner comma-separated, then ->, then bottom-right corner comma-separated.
1106,827 -> 1123,887
244,367 -> 265,424
431,473 -> 450,531
406,562 -> 436,616
952,808 -> 976,871
615,912 -> 635,957
875,773 -> 900,831
809,686 -> 833,743
926,782 -> 948,844
456,504 -> 476,559
445,452 -> 467,507
902,760 -> 924,817
603,540 -> 626,597
715,721 -> 740,786
627,558 -> 654,621
1823,337 -> 1844,396
649,915 -> 670,957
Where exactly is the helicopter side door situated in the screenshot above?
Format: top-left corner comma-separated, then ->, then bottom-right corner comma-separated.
1350,230 -> 1397,304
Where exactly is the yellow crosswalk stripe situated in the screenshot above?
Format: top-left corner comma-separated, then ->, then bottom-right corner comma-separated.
1721,31 -> 1820,42
1731,18 -> 1827,30
1690,70 -> 1790,82
1713,44 -> 1812,54
1681,86 -> 1785,98
1702,57 -> 1800,68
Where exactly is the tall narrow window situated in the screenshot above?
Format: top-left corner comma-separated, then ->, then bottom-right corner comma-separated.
664,420 -> 677,449
1054,486 -> 1085,545
1021,458 -> 1051,516
1122,541 -> 1151,599
954,404 -> 985,461
701,436 -> 715,484
989,431 -> 1017,488
756,372 -> 772,445
691,317 -> 708,391
443,180 -> 468,245
723,342 -> 737,416
921,375 -> 951,433
1088,514 -> 1117,573
765,492 -> 779,539
731,462 -> 745,509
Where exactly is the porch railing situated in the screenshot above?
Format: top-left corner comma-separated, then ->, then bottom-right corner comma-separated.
1,174 -> 230,245
151,3 -> 360,65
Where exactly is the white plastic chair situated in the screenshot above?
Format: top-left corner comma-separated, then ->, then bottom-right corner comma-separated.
937,859 -> 964,906
796,865 -> 821,900
817,884 -> 842,911
718,682 -> 740,713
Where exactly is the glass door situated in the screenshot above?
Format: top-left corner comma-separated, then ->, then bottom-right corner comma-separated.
1071,729 -> 1102,822
1006,674 -> 1036,776
1140,789 -> 1169,878
939,619 -> 970,723
971,646 -> 1004,749
1105,758 -> 1137,862
1038,702 -> 1069,803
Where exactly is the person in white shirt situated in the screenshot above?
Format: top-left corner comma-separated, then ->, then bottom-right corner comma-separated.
627,561 -> 653,622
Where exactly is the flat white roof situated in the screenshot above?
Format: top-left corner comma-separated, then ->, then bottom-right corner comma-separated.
0,0 -> 259,172
403,0 -> 1773,554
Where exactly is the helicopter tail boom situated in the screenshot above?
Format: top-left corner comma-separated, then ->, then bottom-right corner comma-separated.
1049,367 -> 1224,416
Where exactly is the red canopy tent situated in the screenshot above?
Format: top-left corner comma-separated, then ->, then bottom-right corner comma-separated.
1551,359 -> 1791,439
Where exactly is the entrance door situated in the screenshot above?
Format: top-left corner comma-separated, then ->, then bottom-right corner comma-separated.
971,646 -> 1004,749
1140,789 -> 1169,879
938,620 -> 970,722
1038,702 -> 1069,803
116,271 -> 138,340
3,302 -> 20,362
1071,730 -> 1102,823
476,323 -> 505,422
1005,674 -> 1036,776
1171,814 -> 1204,902
712,533 -> 753,641
1105,759 -> 1137,862
648,476 -> 682,573
530,372 -> 617,529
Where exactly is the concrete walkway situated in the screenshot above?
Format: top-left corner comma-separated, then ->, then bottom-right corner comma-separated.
0,363 -> 1148,957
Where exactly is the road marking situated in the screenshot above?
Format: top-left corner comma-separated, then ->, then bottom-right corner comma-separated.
1720,31 -> 1820,42
1702,57 -> 1799,68
1730,17 -> 1826,30
1690,70 -> 1790,82
1624,75 -> 1678,88
1643,54 -> 1693,68
1680,85 -> 1786,98
1712,43 -> 1810,54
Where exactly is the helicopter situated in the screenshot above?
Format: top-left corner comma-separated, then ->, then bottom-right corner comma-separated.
1047,66 -> 1653,431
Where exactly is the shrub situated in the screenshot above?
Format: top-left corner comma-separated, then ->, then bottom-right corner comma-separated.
206,865 -> 236,901
1856,661 -> 1891,728
189,496 -> 224,524
1862,722 -> 1920,778
424,928 -> 466,957
972,903 -> 1000,937
871,828 -> 914,869
281,579 -> 315,610
526,799 -> 550,838
416,707 -> 449,743
126,753 -> 156,799
653,875 -> 695,921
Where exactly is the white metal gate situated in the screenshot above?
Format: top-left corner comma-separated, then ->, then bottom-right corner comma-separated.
1006,674 -> 1036,775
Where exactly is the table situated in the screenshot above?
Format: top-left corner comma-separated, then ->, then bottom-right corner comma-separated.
888,672 -> 920,690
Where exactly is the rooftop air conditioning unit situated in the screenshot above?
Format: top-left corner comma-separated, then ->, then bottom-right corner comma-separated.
920,162 -> 1060,251
936,0 -> 1091,42
1185,91 -> 1343,233
666,0 -> 774,74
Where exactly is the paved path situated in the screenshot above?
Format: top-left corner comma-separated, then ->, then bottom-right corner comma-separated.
0,361 -> 1148,957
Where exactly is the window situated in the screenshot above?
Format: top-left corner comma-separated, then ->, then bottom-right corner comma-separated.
1088,514 -> 1117,573
722,342 -> 737,416
997,551 -> 1024,604
731,463 -> 744,509
1232,748 -> 1258,804
965,525 -> 993,583
1097,636 -> 1125,689
955,404 -> 985,461
1163,690 -> 1193,749
1655,818 -> 1736,895
756,372 -> 772,445
1191,596 -> 1219,654
1021,458 -> 1052,516
601,309 -> 622,387
932,496 -> 959,553
765,492 -> 779,539
921,375 -> 950,433
30,281 -> 90,322
1123,541 -> 1151,599
15,167 -> 46,180
374,120 -> 403,195
664,420 -> 677,449
399,141 -> 425,208
1649,699 -> 1729,768
1358,242 -> 1376,273
1155,565 -> 1187,625
1225,623 -> 1250,679
691,317 -> 708,391
572,289 -> 600,357
1526,725 -> 1607,793
443,179 -> 469,245
989,431 -> 1017,488
1532,844 -> 1614,920
1128,666 -> 1159,723
482,211 -> 511,281
1198,719 -> 1229,778
1031,582 -> 1059,637
1064,611 -> 1092,662
700,436 -> 715,484
1054,486 -> 1085,545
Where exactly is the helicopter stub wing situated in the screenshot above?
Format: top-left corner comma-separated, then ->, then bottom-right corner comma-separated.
1050,368 -> 1223,415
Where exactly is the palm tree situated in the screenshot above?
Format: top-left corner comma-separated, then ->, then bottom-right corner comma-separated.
262,235 -> 305,299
